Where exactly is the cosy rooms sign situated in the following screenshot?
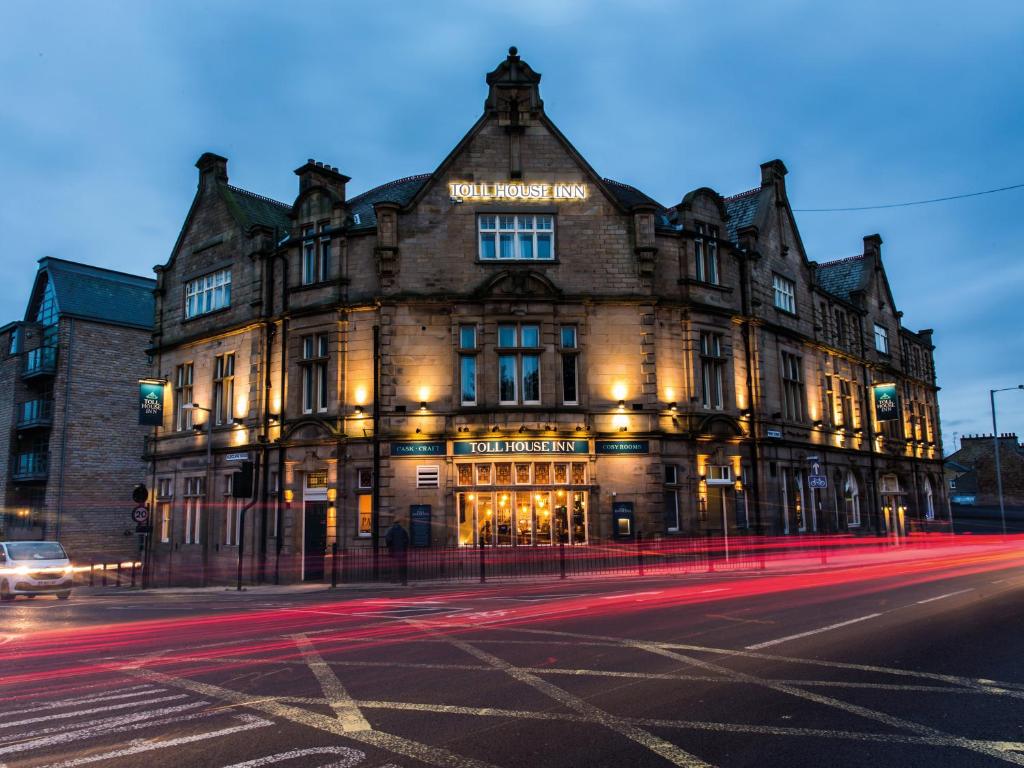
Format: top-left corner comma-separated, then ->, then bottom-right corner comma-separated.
449,181 -> 588,202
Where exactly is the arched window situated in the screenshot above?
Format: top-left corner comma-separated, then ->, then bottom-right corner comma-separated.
844,472 -> 861,527
924,478 -> 935,520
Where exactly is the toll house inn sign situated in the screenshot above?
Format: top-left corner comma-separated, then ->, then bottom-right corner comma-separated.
449,182 -> 588,202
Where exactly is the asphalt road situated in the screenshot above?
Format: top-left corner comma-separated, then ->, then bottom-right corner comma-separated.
3,538 -> 1024,768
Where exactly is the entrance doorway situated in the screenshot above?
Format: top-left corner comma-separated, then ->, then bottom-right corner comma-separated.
880,474 -> 905,536
303,502 -> 328,581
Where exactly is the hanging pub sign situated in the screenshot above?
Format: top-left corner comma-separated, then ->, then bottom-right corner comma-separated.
138,379 -> 165,426
872,383 -> 900,422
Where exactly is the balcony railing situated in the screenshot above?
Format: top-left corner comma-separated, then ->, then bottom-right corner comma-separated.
22,347 -> 58,379
16,399 -> 54,430
11,452 -> 48,482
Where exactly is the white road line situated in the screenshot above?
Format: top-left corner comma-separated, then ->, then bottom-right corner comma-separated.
0,686 -> 160,716
916,588 -> 975,605
0,700 -> 210,756
125,667 -> 502,768
598,591 -> 663,600
0,693 -> 188,729
745,613 -> 884,650
292,634 -> 371,732
30,714 -> 273,768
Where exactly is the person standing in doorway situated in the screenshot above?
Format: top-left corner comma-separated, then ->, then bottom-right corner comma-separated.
385,519 -> 410,585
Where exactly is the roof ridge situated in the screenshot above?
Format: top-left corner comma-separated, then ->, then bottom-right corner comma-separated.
818,254 -> 865,267
724,187 -> 761,201
347,174 -> 431,206
38,257 -> 156,286
225,183 -> 291,210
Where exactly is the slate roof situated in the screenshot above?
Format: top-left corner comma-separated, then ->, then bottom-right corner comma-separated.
346,175 -> 432,230
815,255 -> 866,301
36,257 -> 155,330
723,188 -> 760,242
602,179 -> 664,210
223,184 -> 292,232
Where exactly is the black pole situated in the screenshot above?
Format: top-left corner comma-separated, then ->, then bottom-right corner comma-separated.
331,540 -> 339,589
237,455 -> 260,591
371,324 -> 381,581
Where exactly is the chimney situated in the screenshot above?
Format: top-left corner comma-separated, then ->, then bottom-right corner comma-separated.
196,152 -> 228,192
760,159 -> 788,187
294,159 -> 350,204
863,234 -> 883,263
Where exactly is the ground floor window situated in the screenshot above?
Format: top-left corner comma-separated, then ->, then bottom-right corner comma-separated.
183,476 -> 205,544
924,478 -> 935,520
158,501 -> 171,543
357,494 -> 372,537
844,472 -> 861,527
457,489 -> 588,546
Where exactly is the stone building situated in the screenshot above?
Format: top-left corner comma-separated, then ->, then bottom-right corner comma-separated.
945,434 -> 1024,507
147,49 -> 946,585
0,257 -> 155,562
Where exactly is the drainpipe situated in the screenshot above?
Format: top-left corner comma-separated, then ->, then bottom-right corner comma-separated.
274,244 -> 290,584
371,323 -> 381,580
737,249 -> 763,534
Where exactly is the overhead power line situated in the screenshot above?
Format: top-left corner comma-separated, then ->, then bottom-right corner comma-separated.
793,182 -> 1024,212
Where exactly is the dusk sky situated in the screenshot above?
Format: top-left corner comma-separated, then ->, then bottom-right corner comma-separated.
2,1 -> 1022,451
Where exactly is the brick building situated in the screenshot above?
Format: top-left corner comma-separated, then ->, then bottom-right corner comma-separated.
148,49 -> 946,586
0,258 -> 155,562
945,434 -> 1024,507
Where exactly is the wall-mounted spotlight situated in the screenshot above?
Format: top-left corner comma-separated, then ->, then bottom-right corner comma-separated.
739,408 -> 752,417
419,401 -> 428,412
617,400 -> 626,410
354,405 -> 364,416
518,425 -> 527,434
415,427 -> 422,434
268,412 -> 280,423
491,424 -> 500,433
813,420 -> 823,428
667,402 -> 677,412
575,424 -> 584,432
232,416 -> 246,426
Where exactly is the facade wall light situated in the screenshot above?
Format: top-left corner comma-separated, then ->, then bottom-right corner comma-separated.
419,401 -> 428,411
668,402 -> 677,412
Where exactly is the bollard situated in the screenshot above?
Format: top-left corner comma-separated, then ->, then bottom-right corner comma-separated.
636,531 -> 645,577
331,541 -> 339,589
479,543 -> 486,583
559,540 -> 567,579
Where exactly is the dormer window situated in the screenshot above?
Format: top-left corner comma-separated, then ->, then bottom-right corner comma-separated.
694,222 -> 719,284
874,324 -> 889,354
478,215 -> 554,261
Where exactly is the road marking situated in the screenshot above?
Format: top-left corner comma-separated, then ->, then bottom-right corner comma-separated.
745,613 -> 884,650
916,588 -> 975,604
408,621 -> 712,768
0,686 -> 160,716
219,746 -> 367,768
598,591 -> 663,600
292,634 -> 371,732
125,667 -> 502,768
30,714 -> 273,768
0,693 -> 188,729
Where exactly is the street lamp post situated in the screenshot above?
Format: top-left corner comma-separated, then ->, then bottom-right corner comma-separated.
989,385 -> 1023,537
183,402 -> 213,585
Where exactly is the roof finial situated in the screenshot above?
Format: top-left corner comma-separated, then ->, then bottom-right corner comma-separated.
508,46 -> 518,58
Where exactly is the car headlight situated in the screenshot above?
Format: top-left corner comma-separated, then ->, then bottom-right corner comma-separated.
63,565 -> 74,574
14,566 -> 30,575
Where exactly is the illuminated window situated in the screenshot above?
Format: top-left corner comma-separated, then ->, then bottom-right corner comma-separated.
699,332 -> 725,410
924,478 -> 935,520
175,363 -> 194,431
694,222 -> 719,284
185,268 -> 231,318
301,334 -> 329,413
497,324 -> 541,405
357,494 -> 372,537
213,353 -> 235,425
844,472 -> 861,527
772,274 -> 796,314
478,215 -> 554,261
781,352 -> 806,422
183,476 -> 205,544
560,326 -> 578,405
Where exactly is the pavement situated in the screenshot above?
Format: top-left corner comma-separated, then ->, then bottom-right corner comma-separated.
2,536 -> 1024,767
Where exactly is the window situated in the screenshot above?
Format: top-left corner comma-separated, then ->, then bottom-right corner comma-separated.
213,353 -> 235,426
301,334 -> 329,413
416,465 -> 440,489
478,215 -> 554,261
175,363 -> 194,431
694,222 -> 719,284
183,476 -> 205,544
185,269 -> 231,319
269,471 -> 279,538
356,468 -> 372,538
157,478 -> 173,544
707,465 -> 732,483
459,325 -> 477,406
560,326 -> 578,405
844,472 -> 861,527
357,468 -> 373,490
839,379 -> 854,428
302,224 -> 331,285
772,274 -> 796,314
664,464 -> 680,533
874,324 -> 889,354
8,326 -> 21,356
924,478 -> 935,520
699,332 -> 725,410
224,474 -> 240,546
834,310 -> 847,347
497,324 -> 541,405
781,352 -> 806,421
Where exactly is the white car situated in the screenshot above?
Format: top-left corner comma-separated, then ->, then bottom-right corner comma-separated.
0,541 -> 73,601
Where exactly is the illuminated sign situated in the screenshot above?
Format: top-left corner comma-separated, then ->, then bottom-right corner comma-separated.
453,439 -> 588,455
872,383 -> 899,422
449,182 -> 588,202
595,440 -> 649,455
391,441 -> 446,457
138,380 -> 165,426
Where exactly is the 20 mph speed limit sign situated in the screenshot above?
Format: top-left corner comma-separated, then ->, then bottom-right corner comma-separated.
131,506 -> 149,523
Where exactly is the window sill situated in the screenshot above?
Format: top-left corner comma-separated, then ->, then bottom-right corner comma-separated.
475,259 -> 559,266
772,306 -> 798,318
677,278 -> 733,293
183,306 -> 232,324
291,280 -> 337,293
